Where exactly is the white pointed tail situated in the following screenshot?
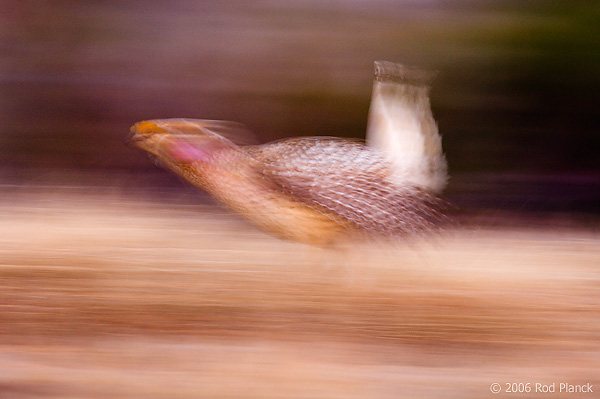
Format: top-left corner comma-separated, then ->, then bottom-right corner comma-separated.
366,61 -> 447,193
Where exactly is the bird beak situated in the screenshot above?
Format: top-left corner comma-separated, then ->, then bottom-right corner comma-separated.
126,121 -> 169,158
125,127 -> 142,145
127,121 -> 166,143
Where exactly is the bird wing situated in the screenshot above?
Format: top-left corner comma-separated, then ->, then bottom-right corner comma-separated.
366,61 -> 447,193
247,137 -> 445,236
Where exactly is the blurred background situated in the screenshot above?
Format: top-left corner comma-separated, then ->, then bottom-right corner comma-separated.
1,0 -> 599,217
1,2 -> 599,399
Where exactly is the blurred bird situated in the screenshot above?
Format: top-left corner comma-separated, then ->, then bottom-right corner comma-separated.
129,61 -> 448,245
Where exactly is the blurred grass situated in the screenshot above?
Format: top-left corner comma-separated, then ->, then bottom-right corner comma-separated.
0,188 -> 598,398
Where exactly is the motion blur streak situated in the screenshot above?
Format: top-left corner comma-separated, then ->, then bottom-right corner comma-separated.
0,186 -> 598,398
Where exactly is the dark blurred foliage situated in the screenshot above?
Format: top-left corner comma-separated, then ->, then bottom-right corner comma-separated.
1,0 -> 598,212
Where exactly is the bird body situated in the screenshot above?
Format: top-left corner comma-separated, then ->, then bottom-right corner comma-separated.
129,61 -> 448,245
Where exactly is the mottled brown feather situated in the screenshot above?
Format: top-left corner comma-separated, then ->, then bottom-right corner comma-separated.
246,137 -> 446,237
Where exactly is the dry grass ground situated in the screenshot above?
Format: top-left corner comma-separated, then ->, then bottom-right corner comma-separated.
0,186 -> 598,398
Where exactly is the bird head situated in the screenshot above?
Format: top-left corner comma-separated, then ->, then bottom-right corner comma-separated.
128,119 -> 246,164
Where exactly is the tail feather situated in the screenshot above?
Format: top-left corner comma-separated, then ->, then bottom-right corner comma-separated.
366,61 -> 447,193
